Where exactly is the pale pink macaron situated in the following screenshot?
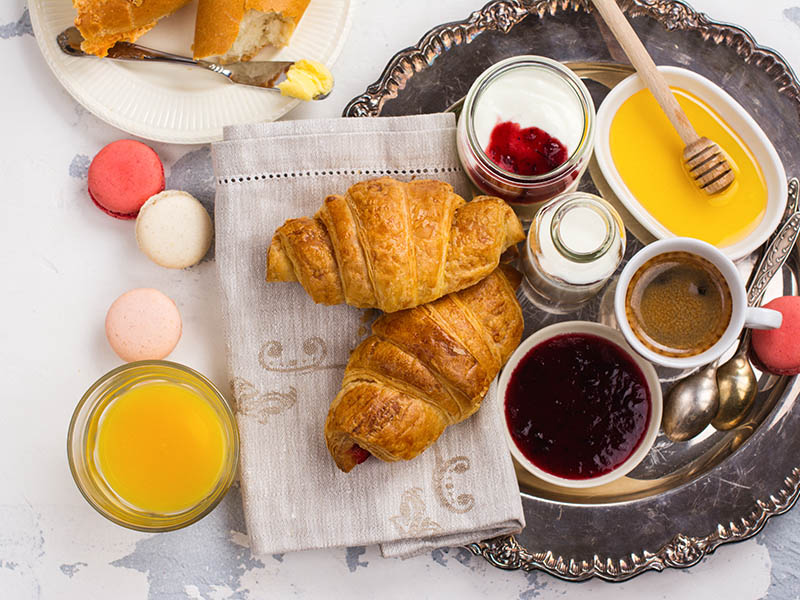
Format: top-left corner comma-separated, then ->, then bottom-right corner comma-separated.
105,288 -> 182,362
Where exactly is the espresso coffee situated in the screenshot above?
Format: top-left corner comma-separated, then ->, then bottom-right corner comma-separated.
625,251 -> 732,357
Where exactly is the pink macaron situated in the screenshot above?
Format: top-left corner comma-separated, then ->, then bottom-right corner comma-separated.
88,140 -> 165,219
751,296 -> 800,376
105,288 -> 182,362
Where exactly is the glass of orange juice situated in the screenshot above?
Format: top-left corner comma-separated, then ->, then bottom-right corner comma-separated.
68,361 -> 239,531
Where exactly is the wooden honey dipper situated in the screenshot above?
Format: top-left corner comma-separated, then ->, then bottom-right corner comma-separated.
592,0 -> 735,194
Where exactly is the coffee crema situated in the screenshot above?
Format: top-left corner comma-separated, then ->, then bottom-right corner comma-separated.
625,251 -> 732,357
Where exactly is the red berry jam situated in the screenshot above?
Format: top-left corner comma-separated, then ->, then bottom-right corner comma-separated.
349,444 -> 370,465
505,333 -> 650,480
485,121 -> 569,176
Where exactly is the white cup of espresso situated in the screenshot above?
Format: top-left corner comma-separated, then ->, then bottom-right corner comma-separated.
614,238 -> 782,369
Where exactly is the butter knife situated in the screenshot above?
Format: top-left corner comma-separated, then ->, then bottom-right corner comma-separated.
57,27 -> 331,99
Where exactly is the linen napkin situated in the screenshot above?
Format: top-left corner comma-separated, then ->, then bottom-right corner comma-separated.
212,113 -> 525,558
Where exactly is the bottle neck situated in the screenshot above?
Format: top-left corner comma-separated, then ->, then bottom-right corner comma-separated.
550,198 -> 615,263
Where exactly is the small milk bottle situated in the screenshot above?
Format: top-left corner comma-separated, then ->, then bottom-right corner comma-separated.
522,192 -> 626,312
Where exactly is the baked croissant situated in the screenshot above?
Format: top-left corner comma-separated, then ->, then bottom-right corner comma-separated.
266,178 -> 524,313
325,265 -> 524,472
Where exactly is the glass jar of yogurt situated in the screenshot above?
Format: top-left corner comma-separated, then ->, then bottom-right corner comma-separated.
456,56 -> 596,221
522,192 -> 626,313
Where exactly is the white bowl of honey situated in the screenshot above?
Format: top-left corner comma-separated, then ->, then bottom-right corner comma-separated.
594,66 -> 787,261
67,361 -> 239,531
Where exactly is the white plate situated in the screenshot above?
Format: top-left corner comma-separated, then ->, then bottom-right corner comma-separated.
594,66 -> 787,261
29,0 -> 353,143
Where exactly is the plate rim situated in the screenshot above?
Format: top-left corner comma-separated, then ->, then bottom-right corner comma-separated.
343,0 -> 800,582
29,0 -> 354,144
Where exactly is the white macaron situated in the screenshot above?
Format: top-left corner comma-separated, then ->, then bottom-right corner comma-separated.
135,190 -> 213,269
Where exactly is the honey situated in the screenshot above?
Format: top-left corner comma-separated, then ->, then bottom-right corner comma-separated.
609,87 -> 767,248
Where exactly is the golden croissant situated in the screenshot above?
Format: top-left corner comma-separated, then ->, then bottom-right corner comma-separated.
325,266 -> 524,472
266,177 -> 524,313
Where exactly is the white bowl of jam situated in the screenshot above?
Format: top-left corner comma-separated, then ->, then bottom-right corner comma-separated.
594,66 -> 787,261
457,56 -> 596,221
498,321 -> 662,488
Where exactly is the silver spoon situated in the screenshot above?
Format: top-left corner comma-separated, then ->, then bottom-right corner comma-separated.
714,183 -> 800,429
663,178 -> 800,441
56,27 -> 332,100
663,360 -> 721,442
712,329 -> 754,430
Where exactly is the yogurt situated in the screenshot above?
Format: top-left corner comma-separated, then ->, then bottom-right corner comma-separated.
473,67 -> 585,157
456,56 -> 596,221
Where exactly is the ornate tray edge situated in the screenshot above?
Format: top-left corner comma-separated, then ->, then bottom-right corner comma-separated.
341,0 -> 800,119
465,467 -> 800,581
341,0 -> 800,582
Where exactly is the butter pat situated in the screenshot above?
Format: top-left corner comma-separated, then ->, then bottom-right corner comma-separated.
278,60 -> 334,101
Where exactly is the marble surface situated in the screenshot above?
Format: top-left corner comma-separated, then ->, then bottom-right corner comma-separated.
2,0 -> 800,598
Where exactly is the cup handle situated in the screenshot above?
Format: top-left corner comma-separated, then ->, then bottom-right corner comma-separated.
744,307 -> 783,330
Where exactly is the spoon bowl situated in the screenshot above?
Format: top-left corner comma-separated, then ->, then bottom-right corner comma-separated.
713,335 -> 758,430
663,362 -> 720,442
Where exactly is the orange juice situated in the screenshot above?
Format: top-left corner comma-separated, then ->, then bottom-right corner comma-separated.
610,87 -> 767,247
95,382 -> 227,514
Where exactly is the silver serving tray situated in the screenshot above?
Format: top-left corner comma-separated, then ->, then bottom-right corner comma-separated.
343,0 -> 800,582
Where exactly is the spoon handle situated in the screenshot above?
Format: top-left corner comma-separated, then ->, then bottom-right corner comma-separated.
735,328 -> 752,353
786,177 -> 799,216
747,211 -> 800,307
